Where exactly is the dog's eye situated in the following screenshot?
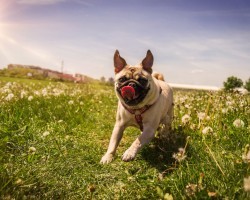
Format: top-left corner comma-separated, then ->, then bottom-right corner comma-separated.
138,77 -> 148,86
119,77 -> 128,82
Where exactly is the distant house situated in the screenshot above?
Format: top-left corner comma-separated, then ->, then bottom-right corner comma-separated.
59,73 -> 76,82
7,64 -> 94,83
75,73 -> 86,83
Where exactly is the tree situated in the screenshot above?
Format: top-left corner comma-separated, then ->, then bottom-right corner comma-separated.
244,78 -> 250,92
223,76 -> 243,91
107,77 -> 115,85
100,76 -> 106,82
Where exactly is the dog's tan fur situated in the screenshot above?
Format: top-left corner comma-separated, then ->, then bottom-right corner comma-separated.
100,50 -> 173,163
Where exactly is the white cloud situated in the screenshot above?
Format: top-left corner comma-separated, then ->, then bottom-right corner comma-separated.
191,69 -> 204,74
17,0 -> 65,5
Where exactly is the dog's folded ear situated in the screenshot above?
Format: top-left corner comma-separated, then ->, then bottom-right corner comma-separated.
142,50 -> 153,74
114,50 -> 127,74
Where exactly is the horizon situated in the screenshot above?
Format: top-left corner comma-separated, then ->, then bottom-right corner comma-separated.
0,0 -> 250,87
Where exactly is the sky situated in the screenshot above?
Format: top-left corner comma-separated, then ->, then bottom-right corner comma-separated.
0,0 -> 250,87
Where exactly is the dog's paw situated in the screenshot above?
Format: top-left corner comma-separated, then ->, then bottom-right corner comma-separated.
100,153 -> 114,164
122,148 -> 137,162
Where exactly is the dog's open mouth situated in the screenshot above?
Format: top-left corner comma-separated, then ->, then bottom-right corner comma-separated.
117,80 -> 150,106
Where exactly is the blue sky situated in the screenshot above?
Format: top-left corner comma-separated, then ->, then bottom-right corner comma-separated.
0,0 -> 250,87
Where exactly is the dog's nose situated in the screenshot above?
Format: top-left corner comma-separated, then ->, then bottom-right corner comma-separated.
128,82 -> 136,88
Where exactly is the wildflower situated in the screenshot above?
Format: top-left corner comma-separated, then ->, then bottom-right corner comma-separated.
185,183 -> 197,196
207,191 -> 217,197
233,119 -> 244,128
42,131 -> 50,137
182,114 -> 191,125
5,93 -> 14,101
80,101 -> 84,105
28,96 -> 34,101
29,146 -> 36,153
172,147 -> 186,162
221,108 -> 228,114
34,91 -> 40,96
197,112 -> 210,121
226,101 -> 233,106
242,144 -> 250,163
20,90 -> 27,98
15,178 -> 23,185
190,123 -> 196,130
42,88 -> 48,96
197,112 -> 206,120
202,126 -> 213,135
68,100 -> 74,105
244,176 -> 250,192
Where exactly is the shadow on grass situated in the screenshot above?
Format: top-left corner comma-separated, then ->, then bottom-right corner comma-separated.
141,126 -> 188,173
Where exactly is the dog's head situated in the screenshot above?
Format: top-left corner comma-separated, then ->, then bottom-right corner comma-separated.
113,50 -> 154,106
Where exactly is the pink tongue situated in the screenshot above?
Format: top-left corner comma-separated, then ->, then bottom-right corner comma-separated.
121,86 -> 135,100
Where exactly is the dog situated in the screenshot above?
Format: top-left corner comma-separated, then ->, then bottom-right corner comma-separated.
100,50 -> 173,164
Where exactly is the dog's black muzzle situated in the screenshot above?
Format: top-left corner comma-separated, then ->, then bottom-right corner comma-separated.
117,79 -> 150,106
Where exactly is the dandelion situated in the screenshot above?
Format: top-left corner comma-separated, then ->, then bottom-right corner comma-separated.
233,119 -> 244,128
34,91 -> 40,96
197,112 -> 210,121
42,131 -> 50,137
5,93 -> 14,101
197,112 -> 206,120
172,147 -> 186,162
221,108 -> 228,114
28,96 -> 34,101
182,114 -> 191,125
190,123 -> 196,130
29,146 -> 36,153
68,100 -> 74,105
185,183 -> 197,197
20,90 -> 27,98
244,176 -> 250,192
202,126 -> 213,135
226,101 -> 233,106
42,88 -> 48,96
242,144 -> 250,163
15,178 -> 23,185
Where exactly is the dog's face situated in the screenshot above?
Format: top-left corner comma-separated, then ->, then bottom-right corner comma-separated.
114,50 -> 154,106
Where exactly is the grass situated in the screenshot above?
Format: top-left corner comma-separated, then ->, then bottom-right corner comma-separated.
0,77 -> 249,199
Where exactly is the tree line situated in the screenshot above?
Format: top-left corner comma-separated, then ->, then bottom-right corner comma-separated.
223,76 -> 250,92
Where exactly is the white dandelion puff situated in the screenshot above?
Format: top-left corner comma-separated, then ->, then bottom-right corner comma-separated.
233,119 -> 244,128
172,147 -> 187,162
197,112 -> 206,120
244,176 -> 250,192
28,96 -> 34,101
202,126 -> 213,135
42,131 -> 50,137
182,114 -> 191,125
242,144 -> 250,163
5,93 -> 14,101
29,146 -> 36,153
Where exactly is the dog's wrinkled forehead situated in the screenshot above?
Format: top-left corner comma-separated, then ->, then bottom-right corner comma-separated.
118,65 -> 148,81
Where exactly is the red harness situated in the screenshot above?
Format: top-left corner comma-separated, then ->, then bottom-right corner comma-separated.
122,104 -> 152,131
121,88 -> 162,131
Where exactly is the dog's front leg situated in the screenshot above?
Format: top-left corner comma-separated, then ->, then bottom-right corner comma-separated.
122,126 -> 155,162
100,123 -> 125,164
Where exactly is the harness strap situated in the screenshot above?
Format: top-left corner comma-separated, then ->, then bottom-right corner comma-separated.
122,87 -> 162,131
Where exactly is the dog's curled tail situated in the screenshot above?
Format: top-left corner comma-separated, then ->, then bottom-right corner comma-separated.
152,72 -> 165,81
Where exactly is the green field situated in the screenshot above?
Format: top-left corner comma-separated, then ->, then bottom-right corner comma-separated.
0,77 -> 249,199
